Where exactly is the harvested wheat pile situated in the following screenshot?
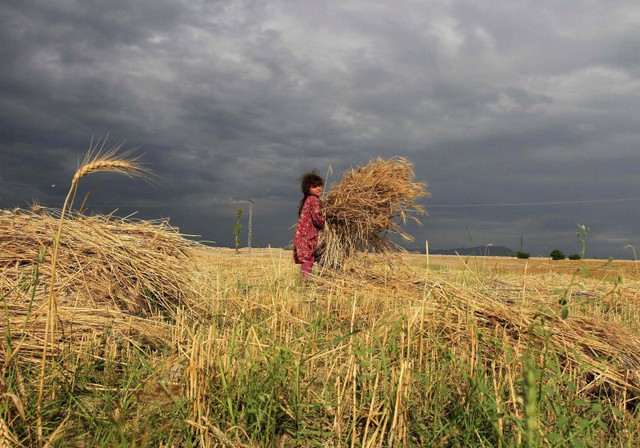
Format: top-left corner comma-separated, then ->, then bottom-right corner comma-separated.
0,207 -> 200,361
318,157 -> 429,270
319,259 -> 640,399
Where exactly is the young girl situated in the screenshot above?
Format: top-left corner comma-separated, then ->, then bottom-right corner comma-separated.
294,170 -> 325,280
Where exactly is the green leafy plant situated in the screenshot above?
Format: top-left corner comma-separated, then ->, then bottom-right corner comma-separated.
549,249 -> 565,260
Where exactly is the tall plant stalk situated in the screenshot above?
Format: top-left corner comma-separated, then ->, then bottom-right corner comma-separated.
36,138 -> 147,440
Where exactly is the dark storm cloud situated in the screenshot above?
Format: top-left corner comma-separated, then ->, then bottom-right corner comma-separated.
1,1 -> 639,257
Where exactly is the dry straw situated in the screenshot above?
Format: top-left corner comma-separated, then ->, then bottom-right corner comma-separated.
43,139 -> 149,343
0,207 -> 199,350
318,157 -> 429,270
31,139 -> 152,439
0,416 -> 19,448
318,260 -> 640,401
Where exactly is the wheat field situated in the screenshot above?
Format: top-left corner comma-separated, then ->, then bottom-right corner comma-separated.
3,221 -> 640,447
181,249 -> 640,446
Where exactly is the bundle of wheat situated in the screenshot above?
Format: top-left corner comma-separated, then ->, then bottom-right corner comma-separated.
0,207 -> 200,362
318,157 -> 429,270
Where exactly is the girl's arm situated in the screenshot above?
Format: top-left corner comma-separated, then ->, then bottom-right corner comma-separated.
309,196 -> 325,229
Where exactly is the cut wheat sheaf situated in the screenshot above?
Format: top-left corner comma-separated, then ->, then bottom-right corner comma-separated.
317,157 -> 429,271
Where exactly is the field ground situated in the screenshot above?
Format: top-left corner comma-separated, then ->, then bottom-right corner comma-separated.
3,246 -> 640,446
184,248 -> 640,445
217,246 -> 640,279
403,253 -> 640,280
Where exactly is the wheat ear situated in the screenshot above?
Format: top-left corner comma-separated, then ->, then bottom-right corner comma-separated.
36,139 -> 149,440
72,141 -> 148,186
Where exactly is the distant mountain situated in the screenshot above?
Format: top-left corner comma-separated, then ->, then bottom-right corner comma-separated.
406,245 -> 516,256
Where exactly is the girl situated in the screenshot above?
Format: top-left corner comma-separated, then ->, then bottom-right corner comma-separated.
294,170 -> 325,280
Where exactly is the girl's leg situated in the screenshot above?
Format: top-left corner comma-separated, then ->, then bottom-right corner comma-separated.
301,256 -> 315,280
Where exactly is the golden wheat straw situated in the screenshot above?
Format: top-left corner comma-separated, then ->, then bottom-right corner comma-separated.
0,417 -> 18,448
37,139 -> 149,441
318,157 -> 429,270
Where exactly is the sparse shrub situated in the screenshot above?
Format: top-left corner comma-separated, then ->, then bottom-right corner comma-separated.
234,208 -> 243,254
550,249 -> 565,260
517,251 -> 530,259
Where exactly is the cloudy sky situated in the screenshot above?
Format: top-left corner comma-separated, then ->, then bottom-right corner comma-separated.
1,1 -> 639,258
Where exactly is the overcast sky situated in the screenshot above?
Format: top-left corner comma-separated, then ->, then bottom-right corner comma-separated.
1,1 -> 639,258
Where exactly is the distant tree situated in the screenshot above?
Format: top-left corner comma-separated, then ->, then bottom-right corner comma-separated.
549,249 -> 565,260
234,209 -> 243,254
516,251 -> 530,259
568,253 -> 582,260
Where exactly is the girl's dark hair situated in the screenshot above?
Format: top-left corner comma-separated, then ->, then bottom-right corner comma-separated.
298,170 -> 324,216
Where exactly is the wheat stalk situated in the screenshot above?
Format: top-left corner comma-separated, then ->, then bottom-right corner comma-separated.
36,138 -> 149,441
0,417 -> 18,448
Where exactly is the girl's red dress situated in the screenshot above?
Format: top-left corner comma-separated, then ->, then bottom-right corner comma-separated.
294,195 -> 325,264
